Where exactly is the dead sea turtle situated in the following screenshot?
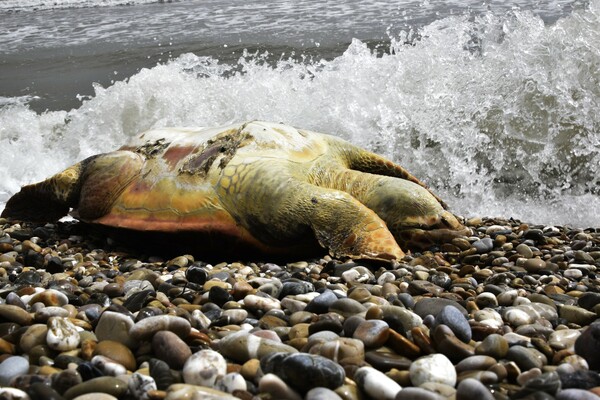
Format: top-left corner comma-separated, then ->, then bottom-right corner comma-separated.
2,121 -> 466,260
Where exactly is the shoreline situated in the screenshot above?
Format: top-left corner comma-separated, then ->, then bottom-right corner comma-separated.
0,217 -> 599,399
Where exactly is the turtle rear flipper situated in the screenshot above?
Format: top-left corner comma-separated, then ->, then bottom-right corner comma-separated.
2,183 -> 72,222
1,159 -> 90,223
2,151 -> 143,223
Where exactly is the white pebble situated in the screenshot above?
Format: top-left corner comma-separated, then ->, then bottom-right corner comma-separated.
0,388 -> 29,399
354,366 -> 401,400
183,349 -> 227,387
410,354 -> 457,387
503,308 -> 533,326
46,317 -> 80,351
128,372 -> 157,400
216,372 -> 247,393
91,355 -> 127,376
243,294 -> 281,311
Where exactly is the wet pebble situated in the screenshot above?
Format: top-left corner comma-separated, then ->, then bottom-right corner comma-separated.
354,366 -> 402,400
63,376 -> 128,400
410,353 -> 457,387
433,305 -> 472,343
218,330 -> 298,362
260,352 -> 345,393
129,315 -> 191,341
47,317 -> 80,351
183,349 -> 227,387
0,356 -> 29,386
152,330 -> 192,369
353,319 -> 390,348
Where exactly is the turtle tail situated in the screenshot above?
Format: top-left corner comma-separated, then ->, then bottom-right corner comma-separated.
1,157 -> 94,223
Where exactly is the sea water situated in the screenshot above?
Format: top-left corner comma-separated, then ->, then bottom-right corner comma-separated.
0,0 -> 598,227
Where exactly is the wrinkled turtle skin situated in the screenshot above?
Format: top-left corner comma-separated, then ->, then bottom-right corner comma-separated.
2,121 -> 468,260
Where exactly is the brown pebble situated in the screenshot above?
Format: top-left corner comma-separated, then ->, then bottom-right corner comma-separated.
0,304 -> 33,326
240,359 -> 260,381
386,329 -> 421,359
93,340 -> 136,371
81,339 -> 96,361
152,331 -> 192,370
0,338 -> 15,355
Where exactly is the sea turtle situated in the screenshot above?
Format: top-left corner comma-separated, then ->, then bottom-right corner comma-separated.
2,121 -> 466,260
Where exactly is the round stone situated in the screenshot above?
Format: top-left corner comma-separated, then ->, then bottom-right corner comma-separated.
28,289 -> 69,307
93,340 -> 137,371
516,243 -> 534,258
260,352 -> 345,393
410,354 -> 456,387
305,337 -> 365,366
19,324 -> 48,353
329,298 -> 367,318
549,329 -> 581,350
434,305 -> 472,343
243,294 -> 282,312
353,319 -> 390,348
28,383 -> 66,400
559,305 -> 597,326
0,356 -> 29,386
504,307 -> 534,326
63,377 -> 128,400
354,366 -> 402,400
575,322 -> 600,370
258,373 -> 302,400
395,387 -> 446,400
380,305 -> 423,331
215,372 -> 247,394
473,238 -> 493,253
152,330 -> 192,369
305,290 -> 338,314
128,372 -> 157,400
455,355 -> 497,373
183,349 -> 227,387
0,388 -> 29,400
432,324 -> 475,363
506,345 -> 548,371
306,387 -> 343,400
578,293 -> 600,311
91,355 -> 127,377
95,311 -> 136,348
523,258 -> 547,273
365,350 -> 411,371
414,298 -> 468,319
556,389 -> 600,400
475,333 -> 509,359
129,315 -> 191,341
51,369 -> 83,394
72,394 -> 118,400
218,330 -> 298,363
456,378 -> 495,400
475,292 -> 498,308
47,317 -> 80,351
0,304 -> 33,326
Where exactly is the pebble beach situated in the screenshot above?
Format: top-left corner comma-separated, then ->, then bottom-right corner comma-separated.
0,216 -> 599,400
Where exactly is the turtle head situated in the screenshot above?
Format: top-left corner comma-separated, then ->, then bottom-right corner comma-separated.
362,178 -> 470,250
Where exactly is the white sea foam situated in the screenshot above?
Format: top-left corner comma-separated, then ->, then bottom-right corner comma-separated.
1,2 -> 599,227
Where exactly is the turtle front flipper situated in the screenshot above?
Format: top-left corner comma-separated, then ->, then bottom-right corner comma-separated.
2,151 -> 143,223
330,137 -> 449,209
217,162 -> 404,261
308,188 -> 405,260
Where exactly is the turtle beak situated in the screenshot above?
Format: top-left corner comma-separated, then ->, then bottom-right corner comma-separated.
393,211 -> 471,250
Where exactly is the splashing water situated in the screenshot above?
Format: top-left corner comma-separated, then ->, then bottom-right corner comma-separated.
1,3 -> 599,227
